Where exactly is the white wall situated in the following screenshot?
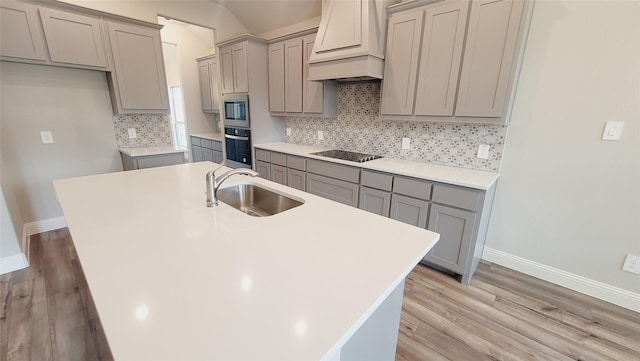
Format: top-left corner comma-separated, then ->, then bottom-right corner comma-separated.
160,21 -> 219,136
0,63 -> 123,230
486,0 -> 640,294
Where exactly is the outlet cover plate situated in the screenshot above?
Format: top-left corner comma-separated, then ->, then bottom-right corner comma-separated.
40,131 -> 54,144
128,128 -> 137,139
318,130 -> 324,140
402,137 -> 411,150
622,254 -> 640,274
477,144 -> 490,159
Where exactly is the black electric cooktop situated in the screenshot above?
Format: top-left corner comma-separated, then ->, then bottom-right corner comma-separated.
311,149 -> 383,163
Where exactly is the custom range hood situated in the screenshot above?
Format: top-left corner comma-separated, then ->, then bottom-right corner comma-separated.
307,0 -> 400,81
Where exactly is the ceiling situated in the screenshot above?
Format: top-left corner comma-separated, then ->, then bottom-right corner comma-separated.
210,0 -> 321,36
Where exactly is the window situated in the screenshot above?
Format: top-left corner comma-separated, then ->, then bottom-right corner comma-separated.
168,86 -> 187,149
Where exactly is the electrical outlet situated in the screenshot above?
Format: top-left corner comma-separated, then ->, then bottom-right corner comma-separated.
477,144 -> 490,159
40,131 -> 54,144
402,137 -> 411,150
622,254 -> 640,274
318,130 -> 324,140
602,121 -> 624,141
128,128 -> 137,139
286,127 -> 292,136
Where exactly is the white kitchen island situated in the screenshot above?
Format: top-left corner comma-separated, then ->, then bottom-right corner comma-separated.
53,162 -> 440,361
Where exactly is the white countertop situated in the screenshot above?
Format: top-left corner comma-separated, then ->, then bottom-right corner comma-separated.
255,142 -> 499,190
119,145 -> 186,157
191,132 -> 223,141
53,162 -> 439,361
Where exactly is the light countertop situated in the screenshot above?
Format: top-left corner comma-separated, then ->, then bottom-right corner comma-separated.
254,142 -> 499,190
53,162 -> 439,361
119,145 -> 186,157
190,132 -> 223,141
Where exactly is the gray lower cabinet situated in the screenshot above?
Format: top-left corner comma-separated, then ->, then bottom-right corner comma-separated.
256,161 -> 271,179
425,204 -> 476,274
121,152 -> 185,171
359,187 -> 391,217
307,173 -> 359,207
390,194 -> 429,228
271,164 -> 287,185
191,136 -> 223,164
287,168 -> 306,191
306,159 -> 360,207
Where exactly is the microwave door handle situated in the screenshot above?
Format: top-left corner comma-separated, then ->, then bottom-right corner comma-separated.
225,134 -> 250,141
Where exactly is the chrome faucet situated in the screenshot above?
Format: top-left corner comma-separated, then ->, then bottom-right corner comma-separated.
206,165 -> 259,207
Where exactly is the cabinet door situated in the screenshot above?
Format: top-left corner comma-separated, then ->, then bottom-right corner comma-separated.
307,173 -> 359,207
256,161 -> 271,179
202,148 -> 214,162
284,38 -> 303,112
219,45 -> 234,94
414,0 -> 469,116
287,168 -> 306,191
106,21 -> 169,113
390,194 -> 429,228
359,187 -> 391,217
192,145 -> 203,162
232,42 -> 249,93
314,0 -> 362,52
380,10 -> 424,115
425,203 -> 476,273
268,42 -> 285,112
209,58 -> 220,111
455,0 -> 525,117
213,150 -> 224,164
198,59 -> 214,112
38,7 -> 107,68
0,1 -> 47,61
271,164 -> 287,185
302,34 -> 324,114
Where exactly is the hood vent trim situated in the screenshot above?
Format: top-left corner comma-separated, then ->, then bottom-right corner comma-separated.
308,0 -> 399,81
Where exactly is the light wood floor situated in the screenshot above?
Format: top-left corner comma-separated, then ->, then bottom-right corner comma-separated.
1,229 -> 639,361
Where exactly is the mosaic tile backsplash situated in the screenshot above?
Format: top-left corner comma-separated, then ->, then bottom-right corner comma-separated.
284,82 -> 507,172
113,114 -> 173,148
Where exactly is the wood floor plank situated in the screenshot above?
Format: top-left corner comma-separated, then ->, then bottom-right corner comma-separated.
47,290 -> 99,361
41,234 -> 77,298
396,333 -> 449,361
5,277 -> 52,361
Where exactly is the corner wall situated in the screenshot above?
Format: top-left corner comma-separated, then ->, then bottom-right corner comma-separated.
485,0 -> 640,297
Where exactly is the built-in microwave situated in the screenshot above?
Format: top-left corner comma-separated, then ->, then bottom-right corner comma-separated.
223,94 -> 249,128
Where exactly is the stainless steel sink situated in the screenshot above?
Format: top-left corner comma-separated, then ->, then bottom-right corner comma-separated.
216,183 -> 304,217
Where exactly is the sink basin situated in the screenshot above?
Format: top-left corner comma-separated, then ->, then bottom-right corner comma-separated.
217,183 -> 304,217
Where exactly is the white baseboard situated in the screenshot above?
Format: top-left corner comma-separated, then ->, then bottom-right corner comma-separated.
482,247 -> 640,313
0,253 -> 28,275
21,216 -> 67,261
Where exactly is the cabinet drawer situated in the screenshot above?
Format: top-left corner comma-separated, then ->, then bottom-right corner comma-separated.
307,173 -> 359,207
201,139 -> 214,149
271,152 -> 287,166
191,136 -> 202,146
287,155 -> 306,171
393,176 -> 432,200
307,159 -> 360,183
361,170 -> 393,191
255,149 -> 271,162
211,140 -> 223,152
432,184 -> 483,212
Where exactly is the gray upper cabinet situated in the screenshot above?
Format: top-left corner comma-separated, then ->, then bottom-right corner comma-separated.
219,41 -> 249,94
455,0 -> 525,117
105,20 -> 169,113
381,0 -> 530,123
379,9 -> 423,116
268,42 -> 286,112
0,1 -> 48,62
39,7 -> 108,69
197,55 -> 220,113
413,0 -> 468,116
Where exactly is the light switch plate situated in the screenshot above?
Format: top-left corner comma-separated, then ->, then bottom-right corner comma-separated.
40,131 -> 54,144
622,254 -> 640,274
318,130 -> 324,140
477,144 -> 490,159
402,137 -> 411,150
128,128 -> 137,139
602,121 -> 624,141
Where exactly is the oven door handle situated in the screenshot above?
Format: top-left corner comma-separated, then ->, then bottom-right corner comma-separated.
224,134 -> 249,141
